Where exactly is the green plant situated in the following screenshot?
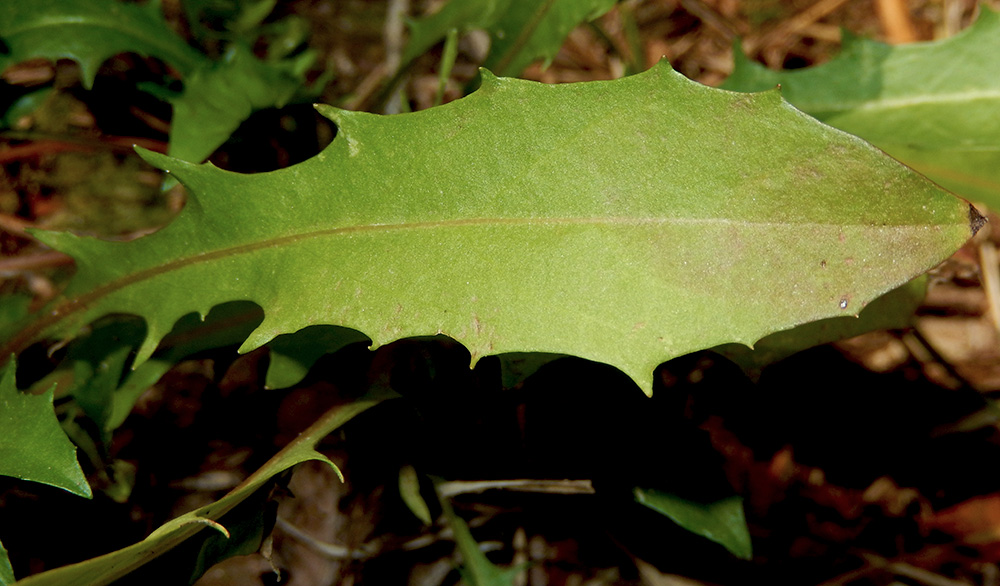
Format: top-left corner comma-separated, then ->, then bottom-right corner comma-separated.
0,0 -> 317,164
0,1 -> 993,584
722,8 -> 1000,206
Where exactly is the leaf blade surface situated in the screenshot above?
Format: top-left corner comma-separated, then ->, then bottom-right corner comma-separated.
1,63 -> 977,393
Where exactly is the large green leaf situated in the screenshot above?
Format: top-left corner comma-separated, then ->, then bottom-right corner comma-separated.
16,393 -> 389,586
0,0 -> 205,89
0,360 -> 91,498
0,62 -> 978,394
722,8 -> 1000,205
405,0 -> 617,76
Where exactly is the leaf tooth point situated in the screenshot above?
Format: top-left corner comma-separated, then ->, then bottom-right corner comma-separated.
970,204 -> 987,236
133,336 -> 158,372
478,68 -> 501,88
314,103 -> 343,124
326,460 -> 345,483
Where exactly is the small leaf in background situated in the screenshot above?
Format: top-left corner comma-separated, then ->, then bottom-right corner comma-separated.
182,0 -> 277,38
0,359 -> 91,498
106,301 -> 263,432
399,465 -> 433,525
722,8 -> 1000,206
405,0 -> 617,76
72,344 -> 134,442
0,0 -> 206,88
494,352 -> 569,389
24,303 -> 263,439
0,295 -> 32,343
634,488 -> 752,560
184,485 -> 273,584
15,394 -> 388,586
404,0 -> 513,65
31,316 -> 148,440
483,0 -> 617,75
166,43 -> 316,163
0,88 -> 52,129
181,0 -> 310,59
0,539 -> 13,586
264,325 -> 370,389
0,62 -> 978,394
0,0 -> 319,166
440,496 -> 521,586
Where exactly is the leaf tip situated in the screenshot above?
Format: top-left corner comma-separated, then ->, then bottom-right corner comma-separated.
970,204 -> 988,237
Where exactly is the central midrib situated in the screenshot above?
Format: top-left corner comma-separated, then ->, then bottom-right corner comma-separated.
75,213 -> 953,308
1,213 -> 958,360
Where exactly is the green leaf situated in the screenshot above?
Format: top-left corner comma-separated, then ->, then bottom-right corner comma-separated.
0,88 -> 52,129
440,493 -> 521,586
483,0 -> 617,75
404,0 -> 512,65
714,276 -> 926,378
183,485 -> 272,584
166,43 -> 316,163
1,63 -> 978,394
73,344 -> 133,440
0,359 -> 91,498
0,295 -> 32,343
16,393 -> 389,586
0,0 -> 315,163
106,301 -> 262,431
722,8 -> 1000,205
399,464 -> 433,525
0,539 -> 14,586
0,0 -> 206,89
26,303 -> 261,436
634,488 -> 752,560
182,0 -> 274,37
44,316 -> 147,439
405,0 -> 617,76
265,325 -> 370,389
